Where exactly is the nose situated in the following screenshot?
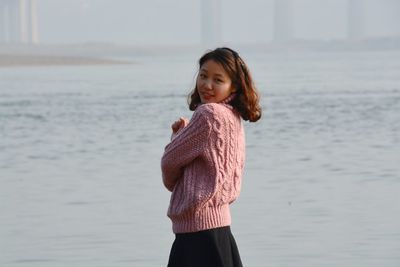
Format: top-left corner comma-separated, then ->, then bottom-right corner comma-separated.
203,79 -> 212,90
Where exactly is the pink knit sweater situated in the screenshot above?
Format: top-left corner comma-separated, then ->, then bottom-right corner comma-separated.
161,96 -> 245,233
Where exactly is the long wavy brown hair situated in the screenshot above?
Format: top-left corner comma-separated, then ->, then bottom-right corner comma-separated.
188,47 -> 262,122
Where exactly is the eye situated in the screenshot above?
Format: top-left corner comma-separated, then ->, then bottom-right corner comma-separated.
215,78 -> 224,83
199,73 -> 207,79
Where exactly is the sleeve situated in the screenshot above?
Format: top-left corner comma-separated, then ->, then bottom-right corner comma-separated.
161,106 -> 213,192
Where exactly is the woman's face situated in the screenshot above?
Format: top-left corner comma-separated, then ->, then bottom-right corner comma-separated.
196,59 -> 235,104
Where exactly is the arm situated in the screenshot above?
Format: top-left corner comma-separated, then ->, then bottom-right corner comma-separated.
161,107 -> 212,191
170,117 -> 189,141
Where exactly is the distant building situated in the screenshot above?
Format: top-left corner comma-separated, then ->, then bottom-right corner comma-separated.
201,0 -> 222,48
347,0 -> 365,40
273,0 -> 294,42
0,0 -> 38,44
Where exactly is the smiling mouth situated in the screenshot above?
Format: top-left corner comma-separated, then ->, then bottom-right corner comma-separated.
201,93 -> 214,99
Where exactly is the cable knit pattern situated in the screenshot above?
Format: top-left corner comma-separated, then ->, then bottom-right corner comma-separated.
161,97 -> 245,233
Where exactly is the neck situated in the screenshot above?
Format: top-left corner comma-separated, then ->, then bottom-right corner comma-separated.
218,93 -> 236,105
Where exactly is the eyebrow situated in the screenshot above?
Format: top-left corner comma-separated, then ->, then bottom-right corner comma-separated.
199,69 -> 225,78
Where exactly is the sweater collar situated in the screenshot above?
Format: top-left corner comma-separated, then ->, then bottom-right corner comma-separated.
196,93 -> 236,110
218,93 -> 236,105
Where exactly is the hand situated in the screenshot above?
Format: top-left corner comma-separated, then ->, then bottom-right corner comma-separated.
171,117 -> 189,134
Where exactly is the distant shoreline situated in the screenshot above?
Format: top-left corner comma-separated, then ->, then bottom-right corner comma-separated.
1,37 -> 399,68
0,54 -> 132,68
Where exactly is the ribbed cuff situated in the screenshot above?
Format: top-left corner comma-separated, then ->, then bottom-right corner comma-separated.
171,204 -> 231,234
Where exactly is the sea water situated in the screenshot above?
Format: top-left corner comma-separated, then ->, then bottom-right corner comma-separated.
1,49 -> 399,267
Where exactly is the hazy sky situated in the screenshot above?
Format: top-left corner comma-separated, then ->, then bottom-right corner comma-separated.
35,0 -> 400,45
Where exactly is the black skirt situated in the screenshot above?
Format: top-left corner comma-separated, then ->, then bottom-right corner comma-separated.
167,226 -> 243,267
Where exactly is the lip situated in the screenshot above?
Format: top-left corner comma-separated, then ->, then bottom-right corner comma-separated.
200,92 -> 214,99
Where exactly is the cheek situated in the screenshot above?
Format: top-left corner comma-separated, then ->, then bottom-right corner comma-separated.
196,77 -> 203,88
217,83 -> 232,94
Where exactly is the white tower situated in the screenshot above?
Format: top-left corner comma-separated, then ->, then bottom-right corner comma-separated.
347,0 -> 365,40
274,0 -> 294,42
201,0 -> 222,48
27,0 -> 39,43
0,0 -> 38,44
9,0 -> 20,42
0,1 -> 9,42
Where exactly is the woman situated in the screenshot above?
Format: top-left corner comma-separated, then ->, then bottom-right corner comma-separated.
161,47 -> 262,267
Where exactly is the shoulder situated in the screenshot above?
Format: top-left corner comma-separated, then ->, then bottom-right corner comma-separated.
191,104 -> 238,135
194,103 -> 234,121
